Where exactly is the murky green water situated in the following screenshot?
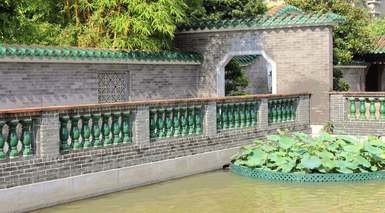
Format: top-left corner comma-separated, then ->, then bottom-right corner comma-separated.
36,170 -> 385,213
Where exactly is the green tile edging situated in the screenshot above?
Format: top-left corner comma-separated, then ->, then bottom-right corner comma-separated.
230,164 -> 385,183
177,11 -> 345,32
0,45 -> 203,63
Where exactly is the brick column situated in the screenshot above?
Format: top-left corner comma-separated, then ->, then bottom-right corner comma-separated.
296,95 -> 311,125
132,106 -> 150,146
257,98 -> 268,130
329,94 -> 345,123
204,101 -> 217,137
35,112 -> 60,157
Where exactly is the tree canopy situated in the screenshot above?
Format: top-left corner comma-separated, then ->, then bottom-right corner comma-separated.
286,0 -> 373,64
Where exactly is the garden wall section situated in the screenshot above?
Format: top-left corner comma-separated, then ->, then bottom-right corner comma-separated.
0,62 -> 201,109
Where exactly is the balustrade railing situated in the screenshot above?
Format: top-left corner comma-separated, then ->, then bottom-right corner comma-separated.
268,98 -> 298,124
150,105 -> 203,140
0,117 -> 34,159
347,96 -> 385,120
216,101 -> 258,131
60,110 -> 132,151
0,93 -> 309,159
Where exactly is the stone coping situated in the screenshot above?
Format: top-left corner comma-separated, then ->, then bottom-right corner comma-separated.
330,92 -> 385,96
0,93 -> 310,115
230,164 -> 385,183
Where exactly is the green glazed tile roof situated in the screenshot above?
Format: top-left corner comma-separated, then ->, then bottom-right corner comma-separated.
177,11 -> 345,33
269,5 -> 304,17
0,45 -> 203,63
232,55 -> 258,66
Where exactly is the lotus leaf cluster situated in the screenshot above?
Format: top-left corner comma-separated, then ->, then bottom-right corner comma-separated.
232,131 -> 385,174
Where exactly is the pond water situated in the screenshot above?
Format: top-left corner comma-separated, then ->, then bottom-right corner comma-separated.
36,170 -> 385,213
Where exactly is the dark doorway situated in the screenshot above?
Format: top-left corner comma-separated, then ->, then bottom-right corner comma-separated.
366,65 -> 380,91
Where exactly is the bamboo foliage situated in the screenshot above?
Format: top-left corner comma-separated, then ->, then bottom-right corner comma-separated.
61,0 -> 186,50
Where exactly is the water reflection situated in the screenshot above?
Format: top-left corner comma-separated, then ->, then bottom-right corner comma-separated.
36,170 -> 385,213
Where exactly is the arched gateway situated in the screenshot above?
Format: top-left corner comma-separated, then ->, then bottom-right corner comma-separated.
174,10 -> 344,125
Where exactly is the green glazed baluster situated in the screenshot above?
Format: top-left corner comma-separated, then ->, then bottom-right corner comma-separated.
369,98 -> 376,120
112,112 -> 121,145
194,106 -> 202,134
180,108 -> 188,136
71,115 -> 82,150
217,104 -> 222,130
380,98 -> 385,120
277,100 -> 283,123
21,119 -> 32,157
228,104 -> 234,128
245,102 -> 251,127
240,103 -> 246,127
92,114 -> 102,147
102,113 -> 112,146
222,104 -> 228,129
59,115 -> 70,151
165,108 -> 173,137
7,120 -> 19,158
82,114 -> 92,148
359,97 -> 366,120
158,109 -> 166,138
282,99 -> 288,122
0,121 -> 5,159
251,102 -> 257,126
234,104 -> 240,128
150,109 -> 157,138
122,111 -> 131,143
272,100 -> 278,123
348,97 -> 357,120
173,108 -> 180,136
188,107 -> 195,135
288,99 -> 294,121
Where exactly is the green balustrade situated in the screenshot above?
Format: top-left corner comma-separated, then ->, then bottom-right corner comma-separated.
369,98 -> 376,120
0,121 -> 5,159
122,112 -> 131,143
150,105 -> 203,140
188,107 -> 195,135
268,98 -> 298,124
380,98 -> 385,120
228,104 -> 234,128
195,106 -> 202,134
60,115 -> 70,151
92,114 -> 102,147
158,109 -> 166,138
165,108 -> 173,137
181,108 -> 188,136
7,120 -> 19,158
216,101 -> 259,131
173,108 -> 180,136
82,114 -> 92,148
349,97 -> 357,120
71,115 -> 82,150
359,98 -> 366,120
60,111 -> 132,152
112,112 -> 121,145
102,113 -> 112,146
21,119 -> 32,157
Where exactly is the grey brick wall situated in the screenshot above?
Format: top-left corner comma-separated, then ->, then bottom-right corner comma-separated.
244,56 -> 270,94
0,95 -> 310,189
330,93 -> 385,135
335,65 -> 367,92
175,26 -> 333,125
0,62 -> 201,109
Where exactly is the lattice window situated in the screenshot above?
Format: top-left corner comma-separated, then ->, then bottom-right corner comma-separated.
98,72 -> 128,103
